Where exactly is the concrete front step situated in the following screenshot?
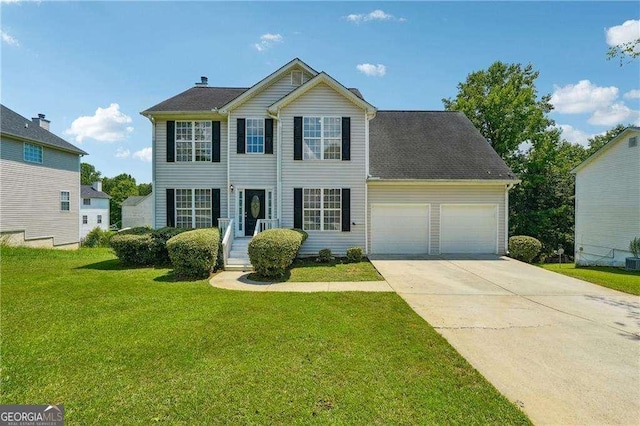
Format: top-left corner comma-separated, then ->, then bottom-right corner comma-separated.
225,264 -> 254,272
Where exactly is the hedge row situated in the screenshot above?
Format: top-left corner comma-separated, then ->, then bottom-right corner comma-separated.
248,228 -> 307,278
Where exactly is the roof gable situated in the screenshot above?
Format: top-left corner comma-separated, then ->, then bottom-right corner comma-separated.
369,111 -> 516,181
268,72 -> 376,115
81,185 -> 111,199
220,58 -> 318,112
571,127 -> 640,174
142,87 -> 248,114
0,104 -> 87,155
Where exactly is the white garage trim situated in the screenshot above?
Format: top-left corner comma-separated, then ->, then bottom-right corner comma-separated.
371,203 -> 430,254
439,203 -> 499,254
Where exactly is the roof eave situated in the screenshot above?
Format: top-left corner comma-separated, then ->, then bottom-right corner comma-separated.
0,131 -> 88,156
367,178 -> 521,185
571,127 -> 639,174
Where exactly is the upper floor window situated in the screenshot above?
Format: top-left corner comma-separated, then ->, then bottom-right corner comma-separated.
175,188 -> 212,229
176,121 -> 212,162
246,119 -> 264,153
303,117 -> 341,160
60,191 -> 70,211
24,143 -> 43,164
83,198 -> 91,206
303,188 -> 341,231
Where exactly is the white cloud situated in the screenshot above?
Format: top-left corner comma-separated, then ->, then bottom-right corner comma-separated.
623,89 -> 640,100
556,124 -> 598,146
346,9 -> 406,23
254,33 -> 283,52
356,63 -> 386,77
1,30 -> 19,46
605,19 -> 640,53
132,147 -> 152,162
65,104 -> 133,143
588,102 -> 640,126
550,80 -> 618,114
115,147 -> 130,158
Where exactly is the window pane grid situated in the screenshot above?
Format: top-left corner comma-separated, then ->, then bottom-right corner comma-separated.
303,117 -> 341,160
60,191 -> 70,211
303,188 -> 341,231
175,121 -> 212,162
24,143 -> 43,163
175,189 -> 211,229
246,119 -> 264,153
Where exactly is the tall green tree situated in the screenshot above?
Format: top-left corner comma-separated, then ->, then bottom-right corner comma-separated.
137,183 -> 152,196
585,124 -> 626,156
81,163 -> 102,185
102,174 -> 139,226
443,62 -> 554,167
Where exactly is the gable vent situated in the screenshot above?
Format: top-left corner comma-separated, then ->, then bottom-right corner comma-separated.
629,136 -> 637,148
291,70 -> 303,86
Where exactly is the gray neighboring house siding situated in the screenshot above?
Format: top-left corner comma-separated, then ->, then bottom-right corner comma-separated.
0,105 -> 86,248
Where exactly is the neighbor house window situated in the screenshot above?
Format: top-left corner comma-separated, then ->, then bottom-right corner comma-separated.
303,188 -> 341,231
97,215 -> 102,224
83,198 -> 91,206
82,215 -> 88,224
303,117 -> 341,160
246,119 -> 264,153
24,143 -> 43,164
60,191 -> 70,211
175,188 -> 211,229
175,121 -> 212,162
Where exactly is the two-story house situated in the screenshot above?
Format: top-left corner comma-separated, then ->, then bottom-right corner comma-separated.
1,104 -> 87,248
142,59 -> 517,267
80,181 -> 111,239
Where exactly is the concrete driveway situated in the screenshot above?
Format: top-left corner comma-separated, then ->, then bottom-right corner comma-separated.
371,255 -> 640,425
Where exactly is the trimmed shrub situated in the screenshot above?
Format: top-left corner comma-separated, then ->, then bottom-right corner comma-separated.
248,229 -> 305,278
167,228 -> 220,279
110,233 -> 155,266
508,236 -> 542,263
117,226 -> 153,236
150,226 -> 191,265
292,228 -> 308,243
82,227 -> 115,248
317,248 -> 333,263
346,246 -> 364,263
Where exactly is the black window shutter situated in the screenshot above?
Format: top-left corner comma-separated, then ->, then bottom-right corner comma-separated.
212,121 -> 221,162
265,118 -> 274,154
294,188 -> 303,229
166,188 -> 175,227
237,118 -> 246,154
212,188 -> 221,228
341,117 -> 351,161
294,116 -> 302,160
341,188 -> 350,232
166,121 -> 175,162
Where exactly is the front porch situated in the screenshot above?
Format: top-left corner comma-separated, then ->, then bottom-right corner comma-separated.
218,218 -> 279,271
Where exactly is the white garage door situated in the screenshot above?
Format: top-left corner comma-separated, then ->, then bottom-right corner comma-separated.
440,205 -> 498,254
371,204 -> 429,254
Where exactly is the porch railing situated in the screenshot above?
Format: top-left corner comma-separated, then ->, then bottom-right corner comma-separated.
219,218 -> 234,267
253,219 -> 280,237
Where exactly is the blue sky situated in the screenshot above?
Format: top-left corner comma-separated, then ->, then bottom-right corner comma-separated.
2,1 -> 639,183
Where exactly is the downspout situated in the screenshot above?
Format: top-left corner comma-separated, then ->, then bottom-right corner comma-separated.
505,183 -> 514,254
268,110 -> 281,223
151,117 -> 156,229
226,111 -> 231,220
364,112 -> 370,255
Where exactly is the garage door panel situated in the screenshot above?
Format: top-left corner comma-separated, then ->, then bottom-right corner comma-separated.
441,205 -> 497,254
371,205 -> 429,254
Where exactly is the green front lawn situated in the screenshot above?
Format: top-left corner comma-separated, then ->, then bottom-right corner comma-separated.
540,263 -> 640,295
1,246 -> 529,424
248,257 -> 384,282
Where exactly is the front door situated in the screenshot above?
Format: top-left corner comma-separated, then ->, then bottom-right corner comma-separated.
244,189 -> 266,236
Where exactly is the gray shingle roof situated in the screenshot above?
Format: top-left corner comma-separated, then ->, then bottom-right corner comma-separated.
142,86 -> 364,113
0,104 -> 87,155
369,111 -> 516,180
81,185 -> 111,199
121,195 -> 149,206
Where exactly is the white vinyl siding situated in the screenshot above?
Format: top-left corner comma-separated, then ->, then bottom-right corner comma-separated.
122,195 -> 153,228
154,120 -> 227,228
368,184 -> 508,255
0,137 -> 81,246
575,131 -> 640,266
79,197 -> 110,239
281,82 -> 367,255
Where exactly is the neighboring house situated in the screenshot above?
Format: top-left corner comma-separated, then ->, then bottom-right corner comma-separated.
80,181 -> 111,239
0,104 -> 87,248
141,58 -> 517,266
122,194 -> 153,228
572,127 -> 640,267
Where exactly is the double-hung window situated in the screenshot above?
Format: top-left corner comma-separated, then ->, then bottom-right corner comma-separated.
303,117 -> 341,160
60,191 -> 70,211
83,198 -> 91,206
175,188 -> 212,229
176,121 -> 212,162
246,119 -> 265,153
24,143 -> 43,164
97,215 -> 102,224
82,215 -> 88,224
303,188 -> 341,231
